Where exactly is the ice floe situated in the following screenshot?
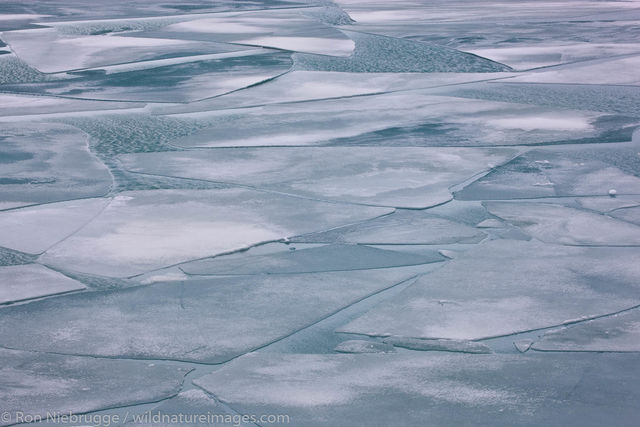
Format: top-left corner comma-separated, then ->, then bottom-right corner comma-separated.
0,122 -> 112,205
338,240 -> 640,340
0,348 -> 187,426
179,244 -> 441,276
194,352 -> 640,426
118,147 -> 518,208
39,189 -> 391,276
0,264 -> 86,304
0,267 -> 420,363
484,201 -> 640,246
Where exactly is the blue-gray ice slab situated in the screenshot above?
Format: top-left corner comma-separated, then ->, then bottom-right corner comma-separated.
293,30 -> 510,73
334,340 -> 395,354
455,142 -> 640,200
38,189 -> 392,277
163,91 -> 615,147
0,267 -> 421,363
0,348 -> 187,427
153,70 -> 515,113
438,81 -> 640,118
8,50 -> 293,103
0,264 -> 86,304
125,389 -> 253,427
531,309 -> 640,352
0,93 -> 144,118
0,25 -> 249,73
289,209 -> 486,245
0,198 -> 110,253
484,201 -> 640,246
194,352 -> 640,426
578,198 -> 640,227
0,122 -> 112,206
127,8 -> 355,56
466,43 -> 640,71
338,240 -> 640,340
179,244 -> 441,276
117,147 -> 519,208
0,1 -> 308,22
508,54 -> 640,86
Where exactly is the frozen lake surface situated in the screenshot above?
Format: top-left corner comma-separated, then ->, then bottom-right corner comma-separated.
1,1 -> 639,425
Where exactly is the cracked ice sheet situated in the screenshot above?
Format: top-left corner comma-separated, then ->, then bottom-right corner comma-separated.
179,244 -> 442,276
467,43 -> 640,71
118,147 -> 518,208
0,26 -> 248,73
0,122 -> 112,205
0,267 -> 420,363
0,348 -> 187,426
509,54 -> 640,86
155,71 -> 516,113
0,93 -> 143,118
195,352 -> 640,426
0,198 -> 110,254
125,389 -> 251,427
39,189 -> 392,277
484,201 -> 640,246
0,264 -> 85,304
532,308 -> 640,352
129,9 -> 354,56
456,141 -> 640,200
164,92 -> 611,147
8,50 -> 293,103
338,240 -> 640,340
289,209 -> 486,245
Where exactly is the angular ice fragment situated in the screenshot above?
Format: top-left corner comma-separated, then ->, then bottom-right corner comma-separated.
513,340 -> 533,353
0,348 -> 186,426
484,202 -> 640,246
338,240 -> 640,340
40,189 -> 392,277
334,340 -> 395,354
0,268 -> 419,363
475,219 -> 503,228
383,336 -> 492,354
0,264 -> 86,304
291,210 -> 485,245
180,244 -> 440,276
532,309 -> 640,352
118,147 -> 517,209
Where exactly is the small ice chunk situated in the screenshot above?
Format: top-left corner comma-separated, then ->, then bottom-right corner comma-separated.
476,219 -> 504,228
513,340 -> 533,353
384,336 -> 492,354
334,340 -> 395,354
609,189 -> 617,197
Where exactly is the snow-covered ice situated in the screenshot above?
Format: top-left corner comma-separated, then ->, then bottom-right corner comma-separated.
1,0 -> 639,424
194,352 -> 640,426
